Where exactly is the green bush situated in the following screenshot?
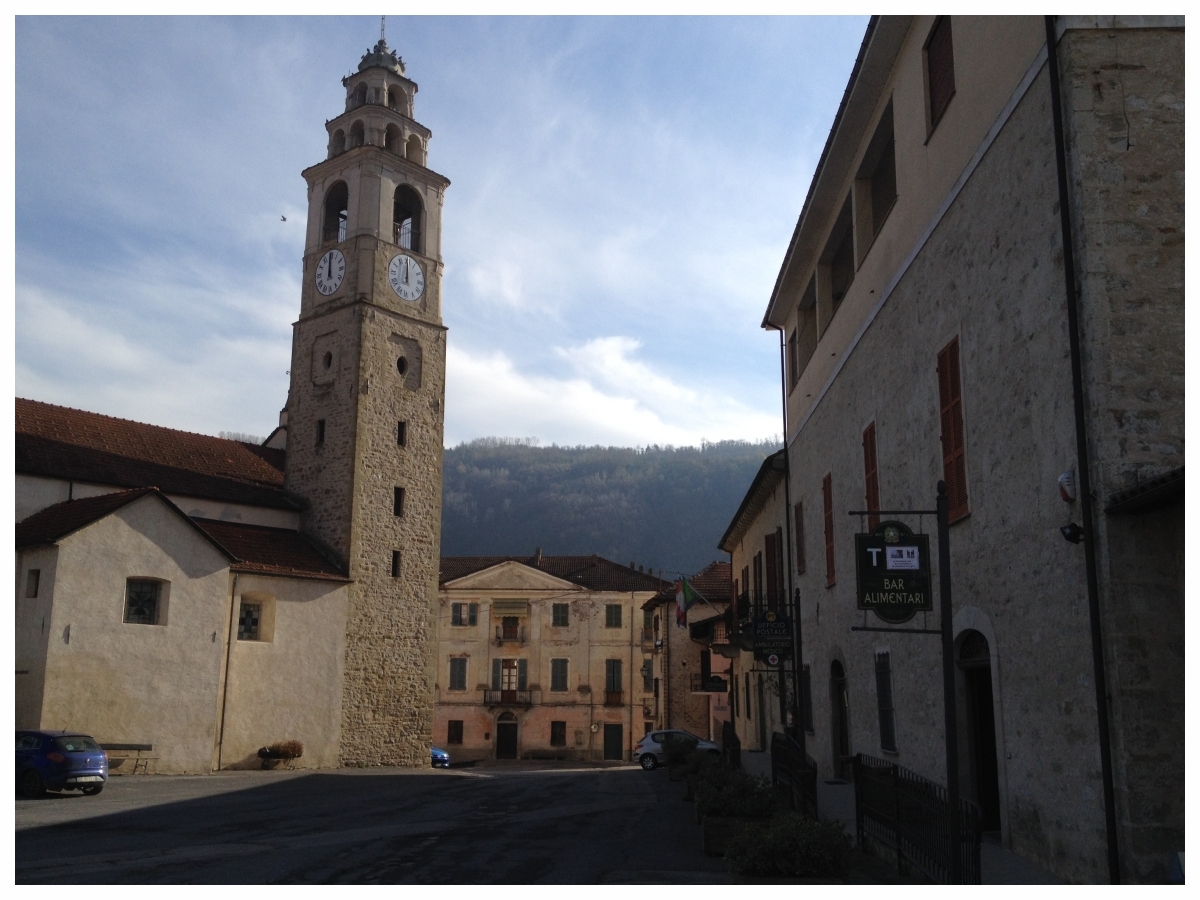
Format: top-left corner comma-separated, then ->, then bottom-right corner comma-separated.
724,812 -> 853,877
695,770 -> 776,819
661,732 -> 699,767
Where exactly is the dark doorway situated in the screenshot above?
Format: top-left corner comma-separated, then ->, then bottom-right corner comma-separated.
831,660 -> 852,780
958,631 -> 1001,832
496,713 -> 518,760
603,723 -> 623,760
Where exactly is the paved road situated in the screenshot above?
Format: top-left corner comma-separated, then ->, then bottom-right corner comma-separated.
16,762 -> 730,884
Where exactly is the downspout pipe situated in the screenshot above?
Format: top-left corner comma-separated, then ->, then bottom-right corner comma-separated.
1044,15 -> 1121,883
774,326 -> 804,757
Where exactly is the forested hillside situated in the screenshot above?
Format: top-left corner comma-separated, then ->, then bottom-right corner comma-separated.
440,438 -> 779,577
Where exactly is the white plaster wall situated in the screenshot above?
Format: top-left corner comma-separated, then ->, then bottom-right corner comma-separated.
39,496 -> 231,773
15,545 -> 59,727
218,573 -> 348,770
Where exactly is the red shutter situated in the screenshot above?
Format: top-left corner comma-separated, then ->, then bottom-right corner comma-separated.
823,473 -> 835,586
764,533 -> 778,600
937,338 -> 969,521
863,421 -> 880,530
775,526 -> 785,599
794,502 -> 806,574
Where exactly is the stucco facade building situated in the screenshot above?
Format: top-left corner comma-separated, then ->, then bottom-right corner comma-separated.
15,37 -> 448,772
731,16 -> 1182,884
434,555 -> 662,761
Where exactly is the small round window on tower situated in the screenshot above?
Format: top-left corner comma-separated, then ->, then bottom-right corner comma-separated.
396,356 -> 408,375
323,351 -> 333,370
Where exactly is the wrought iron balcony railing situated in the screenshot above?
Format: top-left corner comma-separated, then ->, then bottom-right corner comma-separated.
483,689 -> 532,706
604,691 -> 624,707
494,626 -> 527,644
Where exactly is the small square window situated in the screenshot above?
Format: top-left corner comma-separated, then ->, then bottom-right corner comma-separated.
552,603 -> 569,627
25,569 -> 40,598
238,601 -> 262,641
447,720 -> 464,744
397,421 -> 407,446
550,721 -> 567,747
393,487 -> 405,516
605,604 -> 622,628
449,657 -> 467,691
124,580 -> 161,625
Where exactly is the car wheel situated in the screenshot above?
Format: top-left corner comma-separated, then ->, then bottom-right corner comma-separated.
18,769 -> 45,799
639,754 -> 658,771
81,784 -> 104,796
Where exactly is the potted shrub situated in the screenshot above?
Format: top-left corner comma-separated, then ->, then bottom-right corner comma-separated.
725,812 -> 853,881
661,733 -> 698,781
257,740 -> 304,769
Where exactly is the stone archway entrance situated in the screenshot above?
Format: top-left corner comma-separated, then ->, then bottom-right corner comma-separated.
958,630 -> 1001,831
496,712 -> 518,760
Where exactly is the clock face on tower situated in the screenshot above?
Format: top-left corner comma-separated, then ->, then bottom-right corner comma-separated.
388,253 -> 425,302
314,249 -> 346,296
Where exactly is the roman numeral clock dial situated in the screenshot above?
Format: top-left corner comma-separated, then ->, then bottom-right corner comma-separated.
389,253 -> 425,302
314,249 -> 346,296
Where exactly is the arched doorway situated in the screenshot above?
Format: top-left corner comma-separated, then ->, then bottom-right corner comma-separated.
830,660 -> 852,779
496,712 -> 518,760
958,631 -> 1001,832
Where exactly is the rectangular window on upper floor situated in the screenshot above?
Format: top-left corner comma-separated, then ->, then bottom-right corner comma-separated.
794,276 -> 818,381
787,329 -> 799,391
820,197 -> 855,332
393,487 -> 405,517
25,569 -> 40,598
397,421 -> 407,447
925,16 -> 956,134
854,100 -> 897,259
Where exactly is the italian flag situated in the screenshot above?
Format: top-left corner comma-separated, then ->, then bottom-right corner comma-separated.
675,577 -> 707,626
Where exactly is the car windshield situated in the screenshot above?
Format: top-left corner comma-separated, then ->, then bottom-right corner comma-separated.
54,735 -> 101,752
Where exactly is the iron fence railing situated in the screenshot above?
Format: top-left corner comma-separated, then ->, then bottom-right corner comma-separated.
483,690 -> 532,706
494,626 -> 527,644
604,690 -> 624,707
689,673 -> 729,693
721,719 -> 741,770
771,731 -> 818,819
853,753 -> 982,884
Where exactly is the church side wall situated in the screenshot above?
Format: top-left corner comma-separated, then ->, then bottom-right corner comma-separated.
218,573 -> 348,770
15,545 -> 59,728
39,498 -> 231,774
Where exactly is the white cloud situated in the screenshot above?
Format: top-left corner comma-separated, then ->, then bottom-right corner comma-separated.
446,338 -> 780,448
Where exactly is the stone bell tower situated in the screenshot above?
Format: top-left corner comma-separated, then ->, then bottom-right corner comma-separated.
284,37 -> 449,766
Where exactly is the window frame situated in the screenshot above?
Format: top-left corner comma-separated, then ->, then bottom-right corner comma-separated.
451,602 -> 478,627
924,16 -> 956,136
447,720 -> 464,744
550,720 -> 567,747
123,578 -> 166,626
237,600 -> 263,641
448,657 -> 468,691
605,603 -> 622,629
25,569 -> 40,599
937,337 -> 970,522
550,658 -> 569,692
552,603 -> 569,627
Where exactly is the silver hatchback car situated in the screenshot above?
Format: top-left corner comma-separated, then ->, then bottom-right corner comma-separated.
634,729 -> 721,770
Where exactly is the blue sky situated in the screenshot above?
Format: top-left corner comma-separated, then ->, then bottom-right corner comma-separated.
15,15 -> 868,447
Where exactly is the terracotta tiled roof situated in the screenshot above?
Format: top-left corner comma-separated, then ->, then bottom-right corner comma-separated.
16,488 -> 166,549
440,555 -> 666,592
194,519 -> 349,582
645,560 -> 733,608
16,398 -> 296,511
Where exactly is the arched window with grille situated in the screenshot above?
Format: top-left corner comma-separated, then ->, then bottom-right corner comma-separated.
322,181 -> 349,244
393,184 -> 423,252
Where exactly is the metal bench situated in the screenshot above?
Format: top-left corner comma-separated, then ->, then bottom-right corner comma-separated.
101,743 -> 157,774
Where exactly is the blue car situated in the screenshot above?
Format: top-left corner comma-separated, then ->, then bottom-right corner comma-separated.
16,730 -> 109,798
431,746 -> 450,768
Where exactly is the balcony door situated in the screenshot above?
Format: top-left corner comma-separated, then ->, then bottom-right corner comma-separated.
501,659 -> 519,703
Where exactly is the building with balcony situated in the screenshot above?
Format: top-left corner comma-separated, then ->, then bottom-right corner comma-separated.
435,553 -> 663,761
642,561 -> 733,742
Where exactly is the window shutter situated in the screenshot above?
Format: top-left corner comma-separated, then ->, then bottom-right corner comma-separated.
775,526 -> 785,597
491,658 -> 501,691
794,503 -> 806,574
517,659 -> 527,691
468,603 -> 478,626
926,16 -> 955,128
937,338 -> 969,521
863,421 -> 880,530
764,533 -> 778,599
823,473 -> 836,586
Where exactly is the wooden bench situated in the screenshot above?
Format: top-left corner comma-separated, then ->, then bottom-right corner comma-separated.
101,743 -> 158,774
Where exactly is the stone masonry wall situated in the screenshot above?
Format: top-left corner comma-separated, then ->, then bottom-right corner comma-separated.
1059,26 -> 1185,882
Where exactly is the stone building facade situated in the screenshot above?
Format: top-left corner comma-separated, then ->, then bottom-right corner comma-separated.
434,555 -> 662,761
741,16 -> 1182,883
283,38 -> 449,767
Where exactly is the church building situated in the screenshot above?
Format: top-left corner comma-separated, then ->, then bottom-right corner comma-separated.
15,37 -> 449,772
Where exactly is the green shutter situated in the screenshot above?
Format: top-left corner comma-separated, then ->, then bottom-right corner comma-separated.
491,658 -> 501,690
517,659 -> 528,691
468,603 -> 478,626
